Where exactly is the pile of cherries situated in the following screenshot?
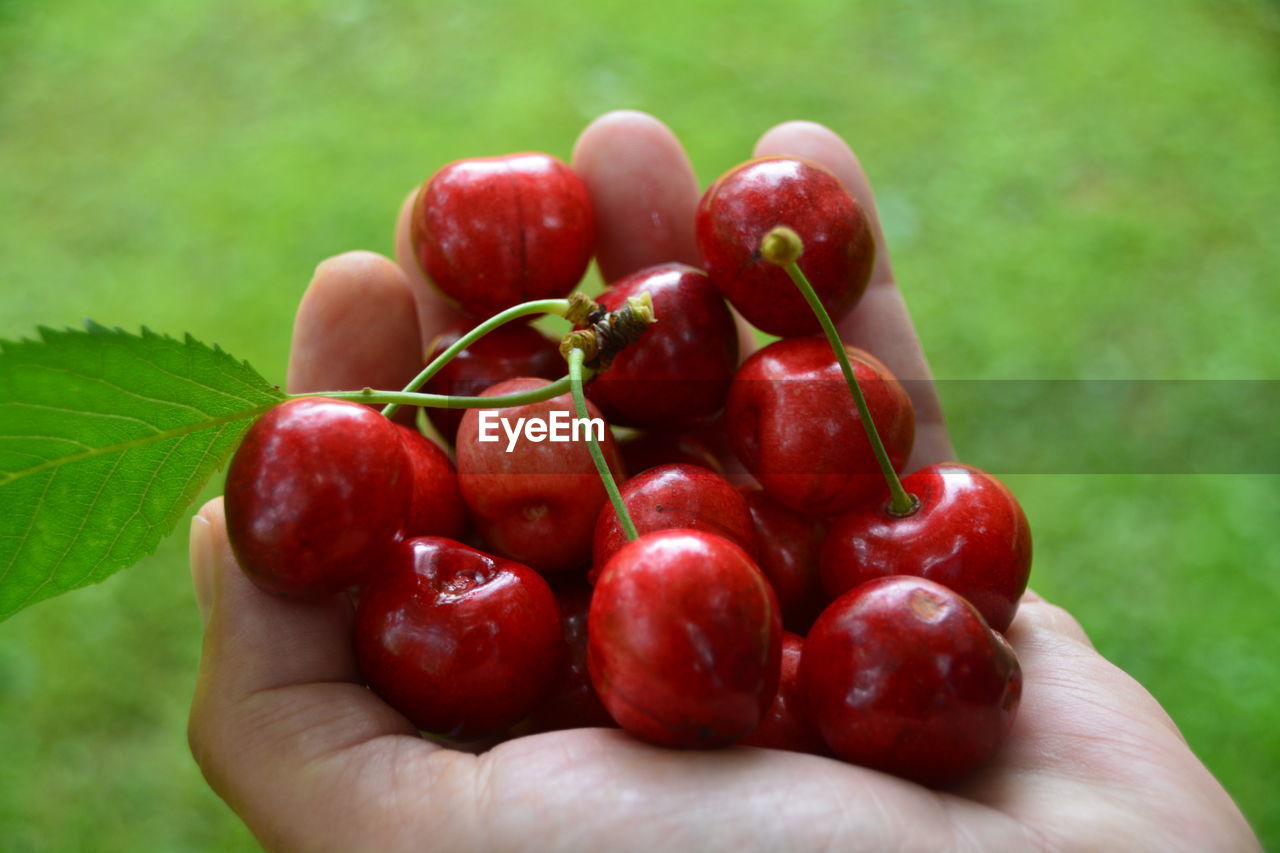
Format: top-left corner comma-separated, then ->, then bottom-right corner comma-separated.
224,151 -> 1031,787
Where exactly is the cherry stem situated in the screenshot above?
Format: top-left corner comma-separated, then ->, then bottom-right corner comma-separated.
761,226 -> 918,517
566,346 -> 637,541
302,375 -> 575,410
381,296 -> 585,419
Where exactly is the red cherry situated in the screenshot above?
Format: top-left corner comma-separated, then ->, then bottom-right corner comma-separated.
696,156 -> 874,337
588,529 -> 782,748
590,464 -> 755,584
225,397 -> 410,598
740,485 -> 828,633
617,429 -> 725,477
585,263 -> 738,431
821,463 -> 1032,633
738,632 -> 826,755
354,536 -> 565,739
799,576 -> 1022,786
727,337 -> 914,517
394,424 -> 468,541
410,152 -> 595,318
514,584 -> 616,734
422,321 -> 562,444
455,377 -> 625,575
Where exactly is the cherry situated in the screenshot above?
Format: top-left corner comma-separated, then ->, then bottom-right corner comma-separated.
799,576 -> 1022,787
737,632 -> 826,755
354,536 -> 565,739
821,463 -> 1031,633
588,529 -> 782,748
617,429 -> 725,477
422,320 -> 562,444
739,485 -> 828,633
513,583 -> 615,734
225,397 -> 410,598
590,463 -> 756,584
585,263 -> 738,431
455,377 -> 625,575
695,156 -> 874,337
394,424 -> 468,541
726,337 -> 915,517
410,152 -> 595,318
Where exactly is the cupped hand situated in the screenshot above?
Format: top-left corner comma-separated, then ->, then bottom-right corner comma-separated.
188,112 -> 1258,852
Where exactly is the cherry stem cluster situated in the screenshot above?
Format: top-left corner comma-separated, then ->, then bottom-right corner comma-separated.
761,226 -> 918,517
302,376 -> 576,410
566,346 -> 637,541
380,294 -> 594,419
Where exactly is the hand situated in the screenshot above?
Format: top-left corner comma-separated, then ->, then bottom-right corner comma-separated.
187,112 -> 1259,852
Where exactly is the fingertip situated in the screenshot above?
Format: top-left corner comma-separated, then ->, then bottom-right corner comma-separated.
572,110 -> 701,283
287,249 -> 424,398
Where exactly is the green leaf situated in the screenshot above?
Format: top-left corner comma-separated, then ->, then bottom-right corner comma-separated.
0,323 -> 284,621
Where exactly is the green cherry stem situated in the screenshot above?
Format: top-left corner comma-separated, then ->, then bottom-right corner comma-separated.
302,375 -> 575,410
761,226 -> 918,517
566,346 -> 637,541
381,296 -> 585,419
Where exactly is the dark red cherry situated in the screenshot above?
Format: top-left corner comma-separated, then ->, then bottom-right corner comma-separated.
394,424 -> 468,541
225,397 -> 410,598
740,485 -> 828,633
455,377 -> 625,575
696,156 -> 874,337
422,321 -> 562,443
585,263 -> 738,431
618,429 -> 725,477
727,337 -> 914,517
821,463 -> 1032,633
799,576 -> 1022,787
513,584 -> 615,734
590,464 -> 755,584
411,152 -> 595,318
738,632 -> 826,755
354,536 -> 565,739
588,529 -> 782,748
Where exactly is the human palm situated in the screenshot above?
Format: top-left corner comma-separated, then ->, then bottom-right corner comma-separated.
187,112 -> 1257,851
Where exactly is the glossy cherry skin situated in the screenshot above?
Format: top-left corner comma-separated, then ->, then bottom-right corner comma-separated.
740,485 -> 829,633
354,536 -> 565,739
800,576 -> 1022,787
455,377 -> 625,575
423,320 -> 562,443
585,263 -> 738,431
394,424 -> 468,541
618,429 -> 725,477
411,152 -> 595,318
696,157 -> 875,337
821,463 -> 1032,633
588,529 -> 783,748
225,397 -> 410,598
726,337 -> 915,517
590,464 -> 756,584
738,632 -> 826,755
513,584 -> 615,734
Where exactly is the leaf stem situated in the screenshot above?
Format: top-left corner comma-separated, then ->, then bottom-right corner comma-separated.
301,375 -> 574,410
566,347 -> 636,541
761,226 -> 918,516
381,297 -> 574,419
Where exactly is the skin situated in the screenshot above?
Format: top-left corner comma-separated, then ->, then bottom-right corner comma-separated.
189,112 -> 1260,851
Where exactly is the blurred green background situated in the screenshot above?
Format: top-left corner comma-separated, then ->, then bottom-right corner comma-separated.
2,0 -> 1278,848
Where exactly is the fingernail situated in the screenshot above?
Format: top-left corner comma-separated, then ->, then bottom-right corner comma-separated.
189,514 -> 215,624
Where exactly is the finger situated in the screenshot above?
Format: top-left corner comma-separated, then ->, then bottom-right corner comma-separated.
394,188 -> 468,350
753,122 -> 954,470
187,498 -> 431,850
1009,587 -> 1094,648
572,110 -> 702,284
286,251 -> 425,398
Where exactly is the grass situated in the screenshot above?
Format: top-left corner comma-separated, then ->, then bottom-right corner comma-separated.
1,0 -> 1278,848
